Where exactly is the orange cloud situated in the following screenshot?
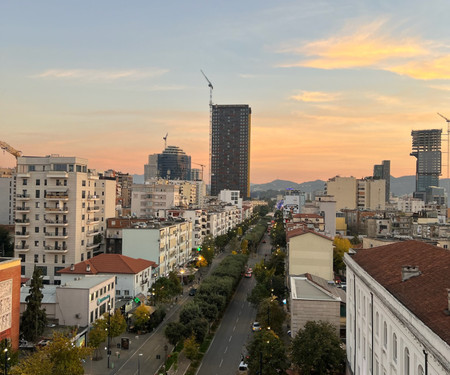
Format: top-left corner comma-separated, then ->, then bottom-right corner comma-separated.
389,55 -> 450,80
290,91 -> 340,102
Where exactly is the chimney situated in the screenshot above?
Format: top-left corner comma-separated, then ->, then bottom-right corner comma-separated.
70,264 -> 75,271
86,264 -> 91,272
401,265 -> 421,282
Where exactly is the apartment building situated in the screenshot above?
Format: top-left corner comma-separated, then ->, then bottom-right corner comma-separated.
345,241 -> 450,375
14,155 -> 116,284
131,181 -> 182,217
0,173 -> 14,225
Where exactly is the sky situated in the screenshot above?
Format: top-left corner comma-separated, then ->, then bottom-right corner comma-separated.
2,1 -> 450,184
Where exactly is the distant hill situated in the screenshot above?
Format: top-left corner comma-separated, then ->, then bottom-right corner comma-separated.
133,174 -> 450,198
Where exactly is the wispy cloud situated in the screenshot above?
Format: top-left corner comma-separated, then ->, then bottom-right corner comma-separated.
290,90 -> 340,103
32,68 -> 169,82
276,18 -> 450,80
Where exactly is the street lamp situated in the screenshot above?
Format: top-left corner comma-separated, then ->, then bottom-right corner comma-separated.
137,353 -> 143,375
107,299 -> 111,369
3,346 -> 8,375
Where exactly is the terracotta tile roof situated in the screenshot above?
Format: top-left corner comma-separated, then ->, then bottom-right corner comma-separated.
351,240 -> 450,345
57,254 -> 158,275
286,227 -> 332,241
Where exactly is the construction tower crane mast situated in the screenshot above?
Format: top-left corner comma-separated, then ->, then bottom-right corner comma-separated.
192,162 -> 206,178
201,70 -> 214,187
437,113 -> 450,179
0,140 -> 22,159
163,133 -> 168,149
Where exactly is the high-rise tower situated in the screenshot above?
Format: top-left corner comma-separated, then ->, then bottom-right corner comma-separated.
373,160 -> 390,202
210,104 -> 251,198
410,129 -> 442,200
144,146 -> 191,181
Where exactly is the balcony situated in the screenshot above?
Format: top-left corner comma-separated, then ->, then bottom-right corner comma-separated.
16,206 -> 30,213
44,245 -> 68,253
15,218 -> 30,225
15,231 -> 30,238
16,194 -> 30,200
86,217 -> 100,225
45,192 -> 69,200
45,219 -> 68,226
47,171 -> 68,178
45,207 -> 69,214
15,245 -> 29,251
87,229 -> 100,237
45,232 -> 69,239
87,206 -> 100,213
86,242 -> 100,250
87,194 -> 98,201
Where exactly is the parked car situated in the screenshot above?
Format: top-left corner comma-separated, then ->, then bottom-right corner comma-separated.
238,361 -> 248,373
245,271 -> 252,278
252,322 -> 261,332
188,288 -> 197,296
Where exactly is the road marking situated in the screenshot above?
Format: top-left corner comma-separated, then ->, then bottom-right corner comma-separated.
219,358 -> 223,367
236,317 -> 239,322
229,335 -> 232,342
233,325 -> 236,331
224,346 -> 228,354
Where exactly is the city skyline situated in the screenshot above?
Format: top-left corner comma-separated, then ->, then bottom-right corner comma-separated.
3,1 -> 450,183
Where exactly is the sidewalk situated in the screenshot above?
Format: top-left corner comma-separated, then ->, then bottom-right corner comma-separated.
84,250 -> 229,375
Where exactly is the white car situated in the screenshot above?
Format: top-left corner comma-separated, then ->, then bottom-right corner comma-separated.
238,361 -> 248,371
252,321 -> 261,332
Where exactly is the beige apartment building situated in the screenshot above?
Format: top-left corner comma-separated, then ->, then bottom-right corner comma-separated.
14,155 -> 116,284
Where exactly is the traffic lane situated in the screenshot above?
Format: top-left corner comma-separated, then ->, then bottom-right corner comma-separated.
197,274 -> 256,375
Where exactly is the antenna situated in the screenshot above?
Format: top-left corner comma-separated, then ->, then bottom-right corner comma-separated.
163,133 -> 168,149
437,113 -> 450,179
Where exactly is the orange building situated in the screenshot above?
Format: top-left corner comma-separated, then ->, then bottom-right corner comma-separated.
0,258 -> 21,350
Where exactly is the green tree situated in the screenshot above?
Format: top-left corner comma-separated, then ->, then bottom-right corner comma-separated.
228,236 -> 240,253
0,227 -> 13,257
188,317 -> 208,343
11,333 -> 93,375
167,271 -> 183,295
333,236 -> 351,273
21,267 -> 47,342
94,309 -> 127,347
152,273 -> 182,303
291,321 -> 345,375
179,302 -> 201,326
256,298 -> 286,335
200,236 -> 215,264
0,339 -> 19,374
165,322 -> 186,345
197,301 -> 218,323
88,324 -> 107,360
247,330 -> 288,375
183,335 -> 200,361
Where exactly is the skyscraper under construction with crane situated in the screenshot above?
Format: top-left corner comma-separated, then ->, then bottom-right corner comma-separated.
210,104 -> 251,199
410,129 -> 442,200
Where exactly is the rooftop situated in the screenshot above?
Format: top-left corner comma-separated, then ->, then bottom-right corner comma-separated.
286,227 -> 332,241
58,254 -> 158,275
350,240 -> 450,345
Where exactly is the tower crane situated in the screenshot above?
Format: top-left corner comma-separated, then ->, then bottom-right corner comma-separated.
437,113 -> 450,179
200,70 -> 213,107
163,133 -> 168,149
0,140 -> 22,159
192,162 -> 206,176
201,70 -> 214,187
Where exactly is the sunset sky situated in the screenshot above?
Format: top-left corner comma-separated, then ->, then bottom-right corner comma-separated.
2,1 -> 450,184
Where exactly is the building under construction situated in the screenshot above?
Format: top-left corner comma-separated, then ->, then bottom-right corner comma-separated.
410,129 -> 442,200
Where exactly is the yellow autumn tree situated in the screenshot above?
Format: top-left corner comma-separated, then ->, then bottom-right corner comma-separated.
333,236 -> 351,273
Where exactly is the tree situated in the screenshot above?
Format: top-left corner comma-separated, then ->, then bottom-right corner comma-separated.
11,333 -> 93,375
165,322 -> 186,345
247,329 -> 288,375
333,236 -> 351,273
88,324 -> 107,360
228,236 -> 240,253
256,298 -> 286,336
197,301 -> 218,323
179,302 -> 201,326
188,317 -> 208,343
0,339 -> 18,373
291,321 -> 345,375
133,305 -> 150,331
200,236 -> 215,264
108,309 -> 127,339
183,335 -> 200,361
0,227 -> 13,257
21,267 -> 47,342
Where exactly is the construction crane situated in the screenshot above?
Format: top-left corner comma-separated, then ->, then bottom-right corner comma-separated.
200,70 -> 213,107
192,162 -> 206,179
0,140 -> 22,159
163,133 -> 168,149
437,113 -> 450,179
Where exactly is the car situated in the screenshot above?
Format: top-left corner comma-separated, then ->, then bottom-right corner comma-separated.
238,361 -> 248,372
245,271 -> 252,278
262,240 -> 266,243
247,267 -> 252,272
252,322 -> 261,332
188,288 -> 197,296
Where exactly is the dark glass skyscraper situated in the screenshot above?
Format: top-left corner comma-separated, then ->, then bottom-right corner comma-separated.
373,160 -> 390,202
410,129 -> 442,200
145,146 -> 191,180
210,104 -> 251,198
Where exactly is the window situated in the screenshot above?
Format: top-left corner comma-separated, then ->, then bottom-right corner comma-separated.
54,266 -> 64,274
383,322 -> 387,348
37,266 -> 47,276
42,255 -> 46,263
124,290 -> 130,296
375,312 -> 379,336
82,180 -> 86,187
34,241 -> 39,247
54,255 -> 58,263
116,290 -> 120,295
36,179 -> 40,186
22,179 -> 27,186
34,255 -> 38,263
19,254 -> 26,262
90,311 -> 93,323
35,202 -> 40,208
35,190 -> 40,198
81,254 -> 84,261
62,255 -> 65,264
418,365 -> 424,375
404,348 -> 410,375
21,265 -> 25,275
392,333 -> 397,362
35,214 -> 39,220
35,227 -> 39,233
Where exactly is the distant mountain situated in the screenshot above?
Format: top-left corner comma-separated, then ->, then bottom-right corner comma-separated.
251,179 -> 325,193
390,176 -> 415,196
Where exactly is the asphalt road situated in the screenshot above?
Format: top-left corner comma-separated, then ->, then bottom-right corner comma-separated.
197,233 -> 272,375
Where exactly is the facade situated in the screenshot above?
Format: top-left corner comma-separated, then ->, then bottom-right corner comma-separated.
357,178 -> 386,211
0,258 -> 21,350
286,228 -> 334,281
373,160 -> 391,202
411,129 -> 442,200
144,146 -> 191,181
345,241 -> 450,375
326,176 -> 357,210
58,254 -> 157,301
0,174 -> 14,225
219,190 -> 243,209
211,104 -> 251,199
14,155 -> 116,284
131,182 -> 181,217
290,273 -> 345,338
20,275 -> 115,327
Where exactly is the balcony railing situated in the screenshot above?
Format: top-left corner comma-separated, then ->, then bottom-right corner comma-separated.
87,218 -> 100,225
87,206 -> 100,212
16,207 -> 30,211
15,219 -> 30,224
15,231 -> 30,236
87,195 -> 98,200
15,245 -> 29,250
45,193 -> 69,199
16,194 -> 30,199
45,232 -> 68,238
44,245 -> 68,251
45,220 -> 68,225
45,207 -> 69,213
86,242 -> 100,249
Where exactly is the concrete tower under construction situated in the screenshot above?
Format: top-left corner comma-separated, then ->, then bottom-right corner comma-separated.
410,129 -> 442,200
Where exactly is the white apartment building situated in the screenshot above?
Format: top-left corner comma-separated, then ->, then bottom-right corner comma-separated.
131,182 -> 181,217
345,241 -> 450,375
391,196 -> 425,213
14,156 -> 116,283
219,190 -> 243,209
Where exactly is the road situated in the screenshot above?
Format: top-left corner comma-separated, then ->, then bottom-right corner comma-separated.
197,232 -> 272,375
